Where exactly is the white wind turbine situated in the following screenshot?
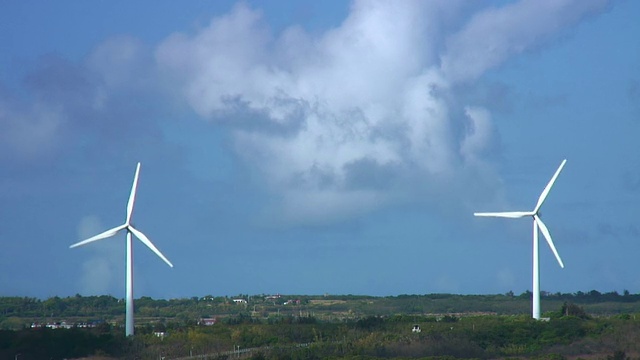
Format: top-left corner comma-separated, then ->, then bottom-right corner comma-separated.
474,159 -> 567,320
70,162 -> 173,336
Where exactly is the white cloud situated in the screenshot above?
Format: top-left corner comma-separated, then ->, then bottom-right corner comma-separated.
87,35 -> 147,90
461,106 -> 495,164
156,3 -> 281,119
0,98 -> 64,161
441,0 -> 610,83
155,0 -> 610,224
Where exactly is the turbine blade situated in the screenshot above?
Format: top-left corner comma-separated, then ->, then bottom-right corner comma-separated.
534,159 -> 567,213
474,211 -> 533,218
70,224 -> 127,248
128,226 -> 174,268
126,162 -> 141,225
534,215 -> 564,268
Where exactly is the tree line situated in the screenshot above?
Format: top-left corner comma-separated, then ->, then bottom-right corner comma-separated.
2,290 -> 640,327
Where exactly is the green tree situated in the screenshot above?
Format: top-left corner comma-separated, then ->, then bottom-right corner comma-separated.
559,302 -> 589,319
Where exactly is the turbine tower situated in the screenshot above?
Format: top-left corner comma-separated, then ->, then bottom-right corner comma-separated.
474,159 -> 567,320
70,162 -> 173,336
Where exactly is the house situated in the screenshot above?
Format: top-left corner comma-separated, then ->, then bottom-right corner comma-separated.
198,318 -> 217,326
46,321 -> 73,329
233,299 -> 247,304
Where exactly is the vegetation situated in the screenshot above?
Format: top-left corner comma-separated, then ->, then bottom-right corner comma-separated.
2,291 -> 640,359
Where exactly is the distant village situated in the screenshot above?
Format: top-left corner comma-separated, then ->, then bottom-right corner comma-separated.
28,293 -> 305,332
30,321 -> 100,330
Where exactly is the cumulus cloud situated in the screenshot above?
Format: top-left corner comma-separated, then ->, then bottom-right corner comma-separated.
0,52 -> 121,162
0,0 -> 613,224
0,34 -> 179,170
461,106 -> 496,164
0,96 -> 64,161
440,0 -> 611,83
153,0 -> 610,224
86,35 -> 149,90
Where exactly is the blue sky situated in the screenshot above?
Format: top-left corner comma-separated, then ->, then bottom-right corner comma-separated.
1,0 -> 639,300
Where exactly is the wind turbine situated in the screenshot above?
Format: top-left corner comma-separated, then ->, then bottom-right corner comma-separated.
474,159 -> 567,320
70,162 -> 173,336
